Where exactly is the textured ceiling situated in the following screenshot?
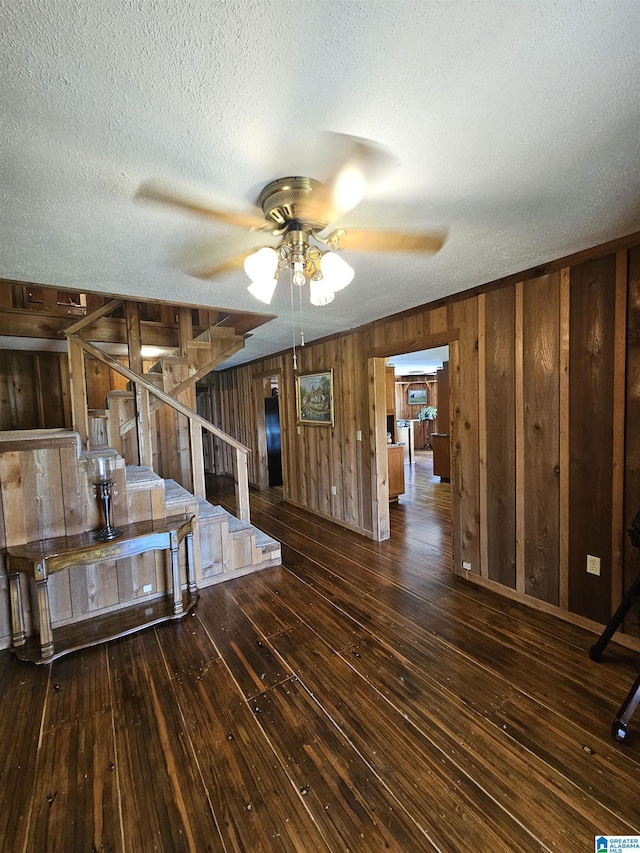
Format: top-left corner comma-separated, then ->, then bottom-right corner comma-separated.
1,1 -> 639,369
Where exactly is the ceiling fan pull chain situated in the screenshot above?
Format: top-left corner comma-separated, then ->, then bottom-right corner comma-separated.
299,281 -> 305,348
289,268 -> 297,371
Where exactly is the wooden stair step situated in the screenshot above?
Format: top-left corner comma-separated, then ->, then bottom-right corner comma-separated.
125,464 -> 163,492
164,478 -> 198,513
194,497 -> 228,520
194,498 -> 278,551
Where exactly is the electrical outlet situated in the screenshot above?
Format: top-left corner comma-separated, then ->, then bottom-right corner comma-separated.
462,561 -> 472,572
356,430 -> 362,441
586,555 -> 601,576
331,485 -> 337,496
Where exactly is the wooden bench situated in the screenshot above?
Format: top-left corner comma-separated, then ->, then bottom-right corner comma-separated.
4,513 -> 196,664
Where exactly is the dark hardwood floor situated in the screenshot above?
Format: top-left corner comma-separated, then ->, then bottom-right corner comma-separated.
2,451 -> 640,851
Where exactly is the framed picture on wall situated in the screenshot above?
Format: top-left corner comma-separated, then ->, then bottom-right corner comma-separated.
296,370 -> 334,426
408,387 -> 427,406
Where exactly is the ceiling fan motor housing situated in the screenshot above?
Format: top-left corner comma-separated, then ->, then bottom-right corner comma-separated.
259,176 -> 329,233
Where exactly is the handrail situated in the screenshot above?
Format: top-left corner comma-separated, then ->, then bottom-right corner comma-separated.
66,334 -> 251,521
68,335 -> 249,454
118,334 -> 244,436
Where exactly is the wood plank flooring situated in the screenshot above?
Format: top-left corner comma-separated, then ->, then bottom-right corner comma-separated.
2,451 -> 640,851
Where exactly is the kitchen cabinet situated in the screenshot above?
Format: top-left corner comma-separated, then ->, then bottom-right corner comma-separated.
386,367 -> 396,415
388,444 -> 405,501
431,433 -> 450,481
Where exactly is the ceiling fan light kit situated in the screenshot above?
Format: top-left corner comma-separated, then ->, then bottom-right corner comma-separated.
243,237 -> 355,307
241,177 -> 357,307
137,134 -> 445,363
309,276 -> 335,307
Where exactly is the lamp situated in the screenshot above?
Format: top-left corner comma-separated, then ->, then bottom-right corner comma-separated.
309,273 -> 335,307
85,450 -> 123,541
244,232 -> 354,307
318,251 -> 354,292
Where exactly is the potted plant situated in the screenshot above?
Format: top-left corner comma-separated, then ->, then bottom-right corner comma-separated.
417,406 -> 437,450
417,406 -> 437,421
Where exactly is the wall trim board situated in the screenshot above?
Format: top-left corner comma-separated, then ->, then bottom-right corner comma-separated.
366,329 -> 458,360
447,340 -> 461,575
369,356 -> 390,542
457,570 -> 640,655
282,496 -> 377,539
251,367 -> 284,380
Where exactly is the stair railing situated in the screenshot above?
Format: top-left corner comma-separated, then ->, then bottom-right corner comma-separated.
66,334 -> 251,523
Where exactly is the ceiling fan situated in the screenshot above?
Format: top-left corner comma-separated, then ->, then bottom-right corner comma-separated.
137,134 -> 446,307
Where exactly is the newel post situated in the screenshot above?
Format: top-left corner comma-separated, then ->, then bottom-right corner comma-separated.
235,448 -> 250,523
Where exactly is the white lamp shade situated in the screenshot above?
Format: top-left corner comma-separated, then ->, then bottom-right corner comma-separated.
309,278 -> 336,306
321,251 -> 354,292
247,278 -> 277,304
244,247 -> 278,281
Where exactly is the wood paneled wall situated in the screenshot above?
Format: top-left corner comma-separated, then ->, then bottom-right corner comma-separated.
214,236 -> 640,632
0,351 -> 128,432
3,237 -> 640,631
0,351 -> 70,430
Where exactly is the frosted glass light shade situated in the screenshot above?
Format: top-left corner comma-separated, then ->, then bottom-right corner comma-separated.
244,247 -> 278,281
309,278 -> 335,306
321,251 -> 354,292
247,278 -> 277,304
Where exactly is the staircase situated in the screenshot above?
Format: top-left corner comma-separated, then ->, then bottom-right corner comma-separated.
123,461 -> 281,591
64,300 -> 279,602
161,474 -> 281,583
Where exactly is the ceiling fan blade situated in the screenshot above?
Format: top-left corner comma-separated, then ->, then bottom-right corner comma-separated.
190,251 -> 252,280
137,182 -> 269,231
308,134 -> 397,224
336,228 -> 446,254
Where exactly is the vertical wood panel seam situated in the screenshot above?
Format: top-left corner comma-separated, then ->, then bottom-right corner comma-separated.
612,250 -> 628,611
34,355 -> 46,428
559,268 -> 570,610
478,294 -> 488,579
515,282 -> 525,594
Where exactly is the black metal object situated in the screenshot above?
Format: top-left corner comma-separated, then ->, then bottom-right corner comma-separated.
589,509 -> 640,742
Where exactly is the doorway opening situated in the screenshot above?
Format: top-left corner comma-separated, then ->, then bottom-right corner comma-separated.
265,377 -> 283,487
387,347 -> 451,552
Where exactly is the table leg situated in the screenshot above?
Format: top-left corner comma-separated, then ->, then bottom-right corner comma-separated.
8,572 -> 26,647
36,577 -> 54,660
170,530 -> 183,615
186,531 -> 197,597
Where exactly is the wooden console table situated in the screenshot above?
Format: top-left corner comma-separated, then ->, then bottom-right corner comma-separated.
4,513 -> 196,664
